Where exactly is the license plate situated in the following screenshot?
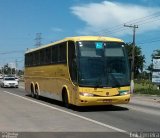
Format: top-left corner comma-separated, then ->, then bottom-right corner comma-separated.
103,99 -> 112,103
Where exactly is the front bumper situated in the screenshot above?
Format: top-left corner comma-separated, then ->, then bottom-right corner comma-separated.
77,94 -> 130,106
4,84 -> 18,88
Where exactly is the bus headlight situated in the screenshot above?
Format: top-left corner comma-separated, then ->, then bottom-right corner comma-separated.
119,90 -> 130,95
79,92 -> 94,97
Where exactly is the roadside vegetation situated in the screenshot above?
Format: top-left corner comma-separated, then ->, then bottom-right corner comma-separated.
125,44 -> 160,96
134,80 -> 160,96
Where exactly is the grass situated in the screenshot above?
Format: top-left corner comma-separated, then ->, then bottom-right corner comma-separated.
134,80 -> 160,96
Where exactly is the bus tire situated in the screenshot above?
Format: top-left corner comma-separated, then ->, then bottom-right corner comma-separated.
35,85 -> 39,99
62,89 -> 70,108
31,84 -> 35,98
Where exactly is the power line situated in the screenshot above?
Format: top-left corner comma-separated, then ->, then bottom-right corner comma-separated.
94,11 -> 160,36
106,16 -> 160,35
35,33 -> 42,47
126,11 -> 160,25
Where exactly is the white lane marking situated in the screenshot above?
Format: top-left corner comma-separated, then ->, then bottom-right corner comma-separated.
3,90 -> 126,133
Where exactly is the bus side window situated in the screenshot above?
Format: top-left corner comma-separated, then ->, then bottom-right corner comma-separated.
51,45 -> 58,63
58,42 -> 67,63
25,54 -> 29,66
40,49 -> 45,65
45,47 -> 51,64
34,51 -> 39,65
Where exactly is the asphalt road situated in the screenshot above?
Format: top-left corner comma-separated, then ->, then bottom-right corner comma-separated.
0,84 -> 160,138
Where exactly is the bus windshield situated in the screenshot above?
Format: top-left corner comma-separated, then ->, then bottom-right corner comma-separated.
77,41 -> 130,88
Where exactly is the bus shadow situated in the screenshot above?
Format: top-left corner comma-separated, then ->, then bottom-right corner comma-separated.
73,105 -> 129,112
26,94 -> 129,112
26,94 -> 63,107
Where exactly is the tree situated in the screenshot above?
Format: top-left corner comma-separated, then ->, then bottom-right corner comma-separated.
2,64 -> 16,75
147,64 -> 153,72
125,43 -> 145,78
152,49 -> 160,57
17,69 -> 24,76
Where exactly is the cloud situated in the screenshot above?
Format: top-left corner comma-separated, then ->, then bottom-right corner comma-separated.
71,1 -> 160,36
51,27 -> 63,32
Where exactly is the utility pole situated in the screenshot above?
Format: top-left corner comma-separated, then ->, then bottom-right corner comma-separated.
124,24 -> 138,93
35,33 -> 42,47
15,59 -> 18,76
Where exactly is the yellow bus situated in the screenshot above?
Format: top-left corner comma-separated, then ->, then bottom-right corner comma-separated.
24,36 -> 131,108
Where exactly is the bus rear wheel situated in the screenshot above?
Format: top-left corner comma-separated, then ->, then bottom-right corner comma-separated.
35,86 -> 39,99
31,85 -> 34,98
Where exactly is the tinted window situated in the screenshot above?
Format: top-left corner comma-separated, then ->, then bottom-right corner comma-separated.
51,45 -> 58,63
77,41 -> 130,87
4,78 -> 15,81
46,47 -> 51,64
78,41 -> 124,57
25,42 -> 67,66
25,54 -> 29,66
30,53 -> 33,66
58,42 -> 67,63
40,49 -> 45,64
32,52 -> 36,65
35,51 -> 40,65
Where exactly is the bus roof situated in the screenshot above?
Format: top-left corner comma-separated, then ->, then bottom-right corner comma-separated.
25,36 -> 124,54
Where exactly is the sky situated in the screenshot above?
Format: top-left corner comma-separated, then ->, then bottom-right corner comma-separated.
0,0 -> 160,70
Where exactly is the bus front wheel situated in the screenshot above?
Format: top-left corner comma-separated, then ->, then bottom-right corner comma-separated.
62,90 -> 70,108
